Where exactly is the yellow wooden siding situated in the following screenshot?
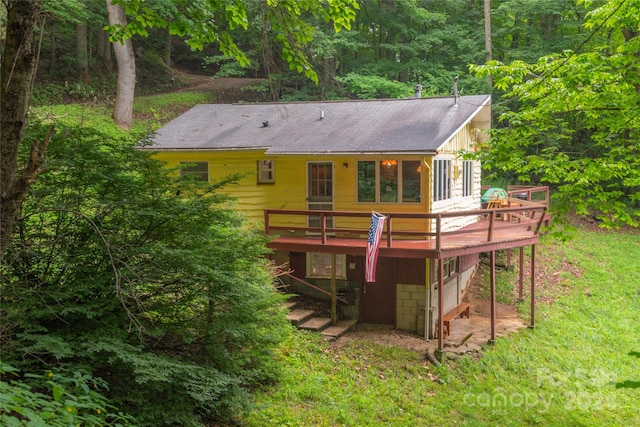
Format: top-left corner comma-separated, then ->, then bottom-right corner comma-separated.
152,144 -> 487,236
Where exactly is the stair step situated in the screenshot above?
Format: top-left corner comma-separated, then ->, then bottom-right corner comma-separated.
284,301 -> 298,310
299,317 -> 331,331
321,319 -> 358,340
286,309 -> 315,326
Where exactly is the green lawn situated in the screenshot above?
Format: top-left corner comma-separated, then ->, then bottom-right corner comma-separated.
243,226 -> 640,426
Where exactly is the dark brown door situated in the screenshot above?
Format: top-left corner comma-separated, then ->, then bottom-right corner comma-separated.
359,257 -> 396,325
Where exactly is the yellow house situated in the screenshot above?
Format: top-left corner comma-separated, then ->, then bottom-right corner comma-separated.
144,94 -> 547,349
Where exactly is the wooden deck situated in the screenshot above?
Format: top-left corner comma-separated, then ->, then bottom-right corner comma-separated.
266,205 -> 548,259
266,191 -> 549,352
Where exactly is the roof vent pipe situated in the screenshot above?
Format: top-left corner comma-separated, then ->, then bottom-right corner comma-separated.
452,76 -> 460,105
414,84 -> 423,98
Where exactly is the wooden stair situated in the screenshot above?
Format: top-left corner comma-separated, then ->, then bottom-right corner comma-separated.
285,298 -> 356,340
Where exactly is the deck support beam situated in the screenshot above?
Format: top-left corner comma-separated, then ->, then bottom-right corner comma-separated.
489,250 -> 496,344
331,253 -> 337,326
529,244 -> 536,328
518,246 -> 524,301
437,258 -> 444,352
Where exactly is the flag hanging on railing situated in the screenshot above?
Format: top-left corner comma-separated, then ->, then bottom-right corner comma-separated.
365,212 -> 386,282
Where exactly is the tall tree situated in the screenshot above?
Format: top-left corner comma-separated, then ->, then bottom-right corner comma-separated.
106,0 -> 135,129
471,0 -> 640,228
76,22 -> 90,81
0,0 -> 51,258
484,0 -> 492,88
105,0 -> 359,125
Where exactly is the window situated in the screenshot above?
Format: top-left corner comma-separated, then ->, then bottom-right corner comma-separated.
379,160 -> 398,202
179,161 -> 208,181
463,160 -> 474,197
357,161 -> 376,202
433,159 -> 451,201
257,160 -> 275,183
306,253 -> 346,279
402,160 -> 421,202
434,257 -> 458,283
357,160 -> 421,203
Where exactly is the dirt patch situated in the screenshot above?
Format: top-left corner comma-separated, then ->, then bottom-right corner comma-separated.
472,300 -> 520,318
331,324 -> 431,354
177,76 -> 267,92
175,74 -> 270,104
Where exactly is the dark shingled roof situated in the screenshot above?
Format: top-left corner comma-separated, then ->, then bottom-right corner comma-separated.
146,95 -> 491,154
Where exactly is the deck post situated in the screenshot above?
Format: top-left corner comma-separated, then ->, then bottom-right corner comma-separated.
331,253 -> 337,326
518,246 -> 524,301
435,215 -> 442,251
487,211 -> 495,241
529,244 -> 536,329
489,250 -> 496,344
437,258 -> 445,354
321,213 -> 327,244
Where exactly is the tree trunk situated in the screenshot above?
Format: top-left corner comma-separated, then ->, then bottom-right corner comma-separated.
1,0 -> 49,259
96,26 -> 113,72
76,23 -> 90,82
48,28 -> 57,73
260,2 -> 281,101
484,0 -> 493,88
106,0 -> 135,130
164,26 -> 172,67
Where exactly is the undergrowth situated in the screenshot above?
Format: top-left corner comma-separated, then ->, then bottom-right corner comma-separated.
244,227 -> 640,426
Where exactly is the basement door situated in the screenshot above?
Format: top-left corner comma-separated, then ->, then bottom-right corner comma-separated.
359,257 -> 396,325
307,162 -> 333,228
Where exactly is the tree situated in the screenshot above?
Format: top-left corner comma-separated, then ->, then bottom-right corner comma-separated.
0,0 -> 50,259
471,0 -> 640,228
1,118 -> 291,425
105,0 -> 359,126
106,0 -> 136,129
484,0 -> 492,88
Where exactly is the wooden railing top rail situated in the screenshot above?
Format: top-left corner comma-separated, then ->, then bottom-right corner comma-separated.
264,204 -> 548,251
481,185 -> 550,207
285,273 -> 349,305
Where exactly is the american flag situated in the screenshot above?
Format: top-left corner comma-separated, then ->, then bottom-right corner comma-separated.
365,212 -> 386,282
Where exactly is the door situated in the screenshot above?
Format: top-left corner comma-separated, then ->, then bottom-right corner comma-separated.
359,257 -> 396,325
307,162 -> 333,228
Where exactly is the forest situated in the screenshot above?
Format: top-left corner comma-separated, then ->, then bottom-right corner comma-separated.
1,0 -> 638,426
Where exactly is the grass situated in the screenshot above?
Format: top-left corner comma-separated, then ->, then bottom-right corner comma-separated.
243,226 -> 640,426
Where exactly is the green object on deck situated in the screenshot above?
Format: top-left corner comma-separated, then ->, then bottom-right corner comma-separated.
481,187 -> 508,203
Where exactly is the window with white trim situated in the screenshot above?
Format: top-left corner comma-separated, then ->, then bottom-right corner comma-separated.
179,161 -> 209,181
463,160 -> 474,197
306,253 -> 347,279
257,160 -> 275,184
433,159 -> 451,201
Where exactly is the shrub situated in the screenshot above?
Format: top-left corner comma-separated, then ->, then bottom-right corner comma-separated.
0,362 -> 136,426
1,117 -> 291,425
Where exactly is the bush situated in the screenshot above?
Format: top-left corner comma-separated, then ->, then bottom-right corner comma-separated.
335,73 -> 413,99
0,362 -> 136,426
1,117 -> 291,425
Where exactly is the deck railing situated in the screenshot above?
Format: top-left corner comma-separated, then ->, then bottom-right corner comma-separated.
264,204 -> 548,252
481,185 -> 550,207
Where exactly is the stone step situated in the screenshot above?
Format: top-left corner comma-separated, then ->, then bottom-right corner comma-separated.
286,309 -> 315,326
284,301 -> 298,310
321,319 -> 358,340
299,317 -> 332,331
